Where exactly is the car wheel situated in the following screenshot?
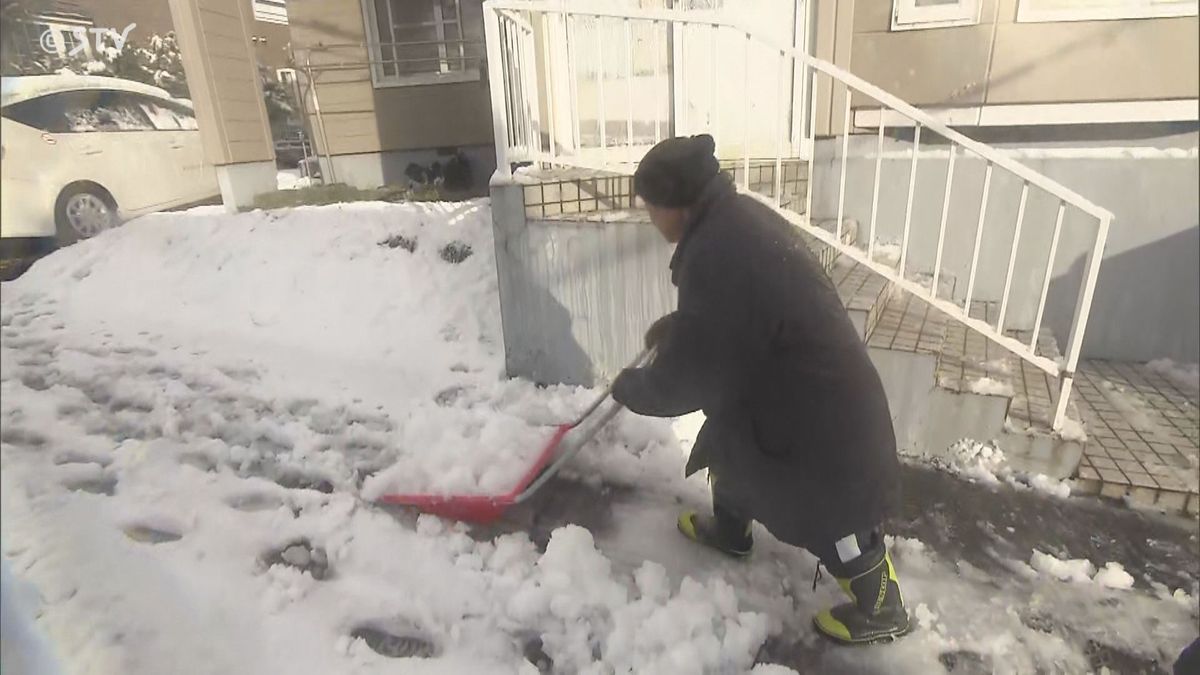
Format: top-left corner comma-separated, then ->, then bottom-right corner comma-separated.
55,185 -> 118,245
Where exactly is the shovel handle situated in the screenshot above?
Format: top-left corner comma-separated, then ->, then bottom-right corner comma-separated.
514,348 -> 653,503
568,347 -> 653,426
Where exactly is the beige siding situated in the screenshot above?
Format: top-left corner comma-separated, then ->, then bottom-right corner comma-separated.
170,0 -> 275,165
288,0 -> 493,156
842,0 -> 1197,109
987,17 -> 1199,104
288,0 -> 380,155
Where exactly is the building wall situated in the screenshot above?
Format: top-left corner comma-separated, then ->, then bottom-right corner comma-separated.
287,0 -> 493,163
170,0 -> 275,166
844,0 -> 1198,110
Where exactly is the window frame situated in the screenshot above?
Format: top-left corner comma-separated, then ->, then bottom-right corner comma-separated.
360,0 -> 481,88
1015,0 -> 1198,23
891,0 -> 982,30
252,0 -> 289,26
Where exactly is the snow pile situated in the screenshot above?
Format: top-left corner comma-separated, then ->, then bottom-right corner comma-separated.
871,241 -> 902,266
511,527 -> 769,674
1031,553 -> 1138,590
1092,562 -> 1135,590
276,169 -> 314,191
1030,550 -> 1095,583
1,200 -> 770,672
968,377 -> 1015,397
1147,358 -> 1200,393
924,440 -> 1073,499
931,439 -> 1009,486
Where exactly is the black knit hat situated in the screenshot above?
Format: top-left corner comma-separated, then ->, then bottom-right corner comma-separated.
634,134 -> 720,208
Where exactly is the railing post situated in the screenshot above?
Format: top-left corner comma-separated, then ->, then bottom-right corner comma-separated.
624,18 -> 634,159
931,143 -> 957,299
997,182 -> 1029,333
835,91 -> 851,244
804,65 -> 817,220
484,5 -> 511,178
1053,212 -> 1111,428
741,31 -> 751,190
899,124 -> 921,276
964,161 -> 993,314
567,14 -> 581,155
519,22 -> 540,163
867,121 -> 884,261
1031,201 -> 1066,349
710,24 -> 719,143
541,13 -> 556,163
653,20 -> 662,144
774,49 -> 785,205
595,17 -> 607,165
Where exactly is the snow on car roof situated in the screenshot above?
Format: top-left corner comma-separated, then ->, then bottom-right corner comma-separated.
0,74 -> 188,108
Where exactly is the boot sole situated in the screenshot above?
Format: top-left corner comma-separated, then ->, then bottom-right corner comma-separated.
812,617 -> 912,646
676,517 -> 753,558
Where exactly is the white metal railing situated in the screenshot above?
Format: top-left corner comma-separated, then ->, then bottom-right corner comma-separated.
482,0 -> 1113,432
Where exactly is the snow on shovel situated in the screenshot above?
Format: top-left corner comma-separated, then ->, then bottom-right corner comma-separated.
377,349 -> 653,524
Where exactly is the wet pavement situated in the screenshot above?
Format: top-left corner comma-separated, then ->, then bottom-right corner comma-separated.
477,462 -> 1200,674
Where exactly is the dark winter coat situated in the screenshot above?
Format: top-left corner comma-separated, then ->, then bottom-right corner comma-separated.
612,175 -> 901,550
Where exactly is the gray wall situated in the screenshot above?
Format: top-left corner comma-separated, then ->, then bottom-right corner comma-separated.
490,184 -> 676,386
811,131 -> 1200,362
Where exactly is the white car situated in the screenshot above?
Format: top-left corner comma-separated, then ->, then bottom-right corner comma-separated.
0,74 -> 220,256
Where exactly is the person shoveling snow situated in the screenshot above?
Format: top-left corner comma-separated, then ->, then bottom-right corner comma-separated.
609,134 -> 912,646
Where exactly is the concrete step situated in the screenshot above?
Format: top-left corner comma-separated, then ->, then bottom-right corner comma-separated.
866,291 -> 1088,479
831,258 -> 895,341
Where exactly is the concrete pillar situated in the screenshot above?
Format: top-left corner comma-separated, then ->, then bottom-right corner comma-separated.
168,0 -> 277,211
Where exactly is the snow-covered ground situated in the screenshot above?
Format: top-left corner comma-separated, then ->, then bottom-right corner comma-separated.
277,169 -> 315,191
2,201 -> 1196,673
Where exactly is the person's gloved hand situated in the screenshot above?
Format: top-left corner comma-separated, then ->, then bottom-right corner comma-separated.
644,313 -> 677,350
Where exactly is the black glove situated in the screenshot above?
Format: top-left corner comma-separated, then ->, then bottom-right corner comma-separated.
644,313 -> 677,350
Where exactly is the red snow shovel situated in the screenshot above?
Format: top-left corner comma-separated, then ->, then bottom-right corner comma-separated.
377,349 -> 652,524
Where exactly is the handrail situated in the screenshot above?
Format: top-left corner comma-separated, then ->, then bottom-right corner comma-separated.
482,0 -> 1113,431
484,0 -> 1113,222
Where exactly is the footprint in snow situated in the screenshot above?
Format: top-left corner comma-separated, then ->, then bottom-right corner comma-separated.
123,525 -> 183,544
350,625 -> 437,659
53,452 -> 112,468
262,539 -> 330,579
226,492 -> 287,512
273,472 -> 335,494
0,425 -> 47,448
178,452 -> 218,472
939,650 -> 991,674
62,474 -> 117,496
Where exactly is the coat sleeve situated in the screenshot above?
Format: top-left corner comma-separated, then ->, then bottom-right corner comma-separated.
612,251 -> 769,417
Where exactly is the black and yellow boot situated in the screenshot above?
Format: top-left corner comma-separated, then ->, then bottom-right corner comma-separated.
677,507 -> 753,558
813,551 -> 910,645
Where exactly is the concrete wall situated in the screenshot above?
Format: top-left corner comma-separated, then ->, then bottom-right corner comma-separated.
811,131 -> 1200,362
490,183 -> 676,387
287,0 -> 493,163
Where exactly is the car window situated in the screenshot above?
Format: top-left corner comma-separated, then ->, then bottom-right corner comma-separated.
133,95 -> 199,131
67,90 -> 155,132
0,90 -> 155,133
